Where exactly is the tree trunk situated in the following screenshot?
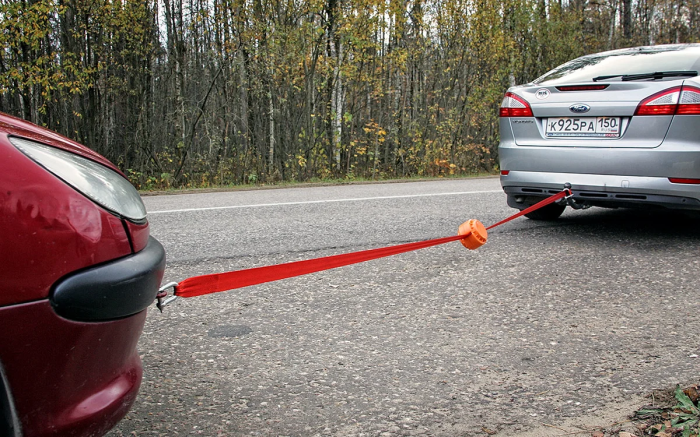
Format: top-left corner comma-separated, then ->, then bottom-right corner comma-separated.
331,38 -> 343,171
622,0 -> 632,40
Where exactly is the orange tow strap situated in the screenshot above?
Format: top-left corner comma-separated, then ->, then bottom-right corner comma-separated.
156,189 -> 570,308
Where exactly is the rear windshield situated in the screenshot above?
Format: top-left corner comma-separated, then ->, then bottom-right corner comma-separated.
533,44 -> 700,85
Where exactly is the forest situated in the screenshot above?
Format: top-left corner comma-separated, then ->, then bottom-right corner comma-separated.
1,0 -> 698,189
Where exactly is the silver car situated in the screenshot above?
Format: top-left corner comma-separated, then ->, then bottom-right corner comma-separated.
498,44 -> 700,220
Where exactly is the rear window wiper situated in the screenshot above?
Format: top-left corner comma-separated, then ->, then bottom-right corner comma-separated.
592,70 -> 698,82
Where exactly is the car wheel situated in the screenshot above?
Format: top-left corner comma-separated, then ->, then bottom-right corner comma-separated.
524,203 -> 566,220
682,210 -> 700,220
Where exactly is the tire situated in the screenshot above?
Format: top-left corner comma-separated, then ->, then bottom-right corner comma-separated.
524,203 -> 566,220
683,210 -> 700,220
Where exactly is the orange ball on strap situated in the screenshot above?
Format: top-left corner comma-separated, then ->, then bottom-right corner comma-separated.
458,219 -> 488,250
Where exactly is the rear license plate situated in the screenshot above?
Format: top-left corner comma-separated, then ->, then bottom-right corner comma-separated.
545,117 -> 621,137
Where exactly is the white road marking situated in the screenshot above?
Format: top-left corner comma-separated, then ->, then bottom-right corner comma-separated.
147,190 -> 503,214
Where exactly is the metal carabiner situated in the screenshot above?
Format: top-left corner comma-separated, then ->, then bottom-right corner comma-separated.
156,282 -> 179,313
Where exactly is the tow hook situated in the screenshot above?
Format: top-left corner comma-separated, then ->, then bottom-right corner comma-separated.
562,182 -> 589,210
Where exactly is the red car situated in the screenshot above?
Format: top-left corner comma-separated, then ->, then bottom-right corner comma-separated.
0,113 -> 164,436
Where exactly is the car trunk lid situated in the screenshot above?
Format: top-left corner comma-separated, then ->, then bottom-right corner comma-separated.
508,81 -> 685,148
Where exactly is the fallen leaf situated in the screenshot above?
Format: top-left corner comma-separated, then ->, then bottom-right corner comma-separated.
481,426 -> 497,435
684,386 -> 699,404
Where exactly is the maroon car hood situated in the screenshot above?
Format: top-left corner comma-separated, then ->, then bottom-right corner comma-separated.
0,112 -> 123,176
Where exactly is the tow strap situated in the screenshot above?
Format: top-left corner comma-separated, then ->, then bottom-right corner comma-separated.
156,188 -> 571,311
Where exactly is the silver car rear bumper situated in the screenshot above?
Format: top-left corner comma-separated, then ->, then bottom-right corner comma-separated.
502,171 -> 700,210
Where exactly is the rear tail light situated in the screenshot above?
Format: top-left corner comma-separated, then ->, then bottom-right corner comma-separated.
634,87 -> 681,116
634,86 -> 700,116
500,92 -> 533,117
669,177 -> 700,184
500,170 -> 510,176
676,86 -> 700,115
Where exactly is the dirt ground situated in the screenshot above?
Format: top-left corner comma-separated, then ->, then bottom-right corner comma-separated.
516,384 -> 700,437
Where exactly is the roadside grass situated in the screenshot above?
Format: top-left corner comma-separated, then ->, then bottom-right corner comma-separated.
631,384 -> 700,437
137,172 -> 497,195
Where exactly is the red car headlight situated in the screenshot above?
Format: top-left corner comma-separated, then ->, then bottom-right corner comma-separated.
10,137 -> 147,222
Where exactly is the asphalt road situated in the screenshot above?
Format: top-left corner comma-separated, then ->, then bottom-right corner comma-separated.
108,177 -> 700,436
